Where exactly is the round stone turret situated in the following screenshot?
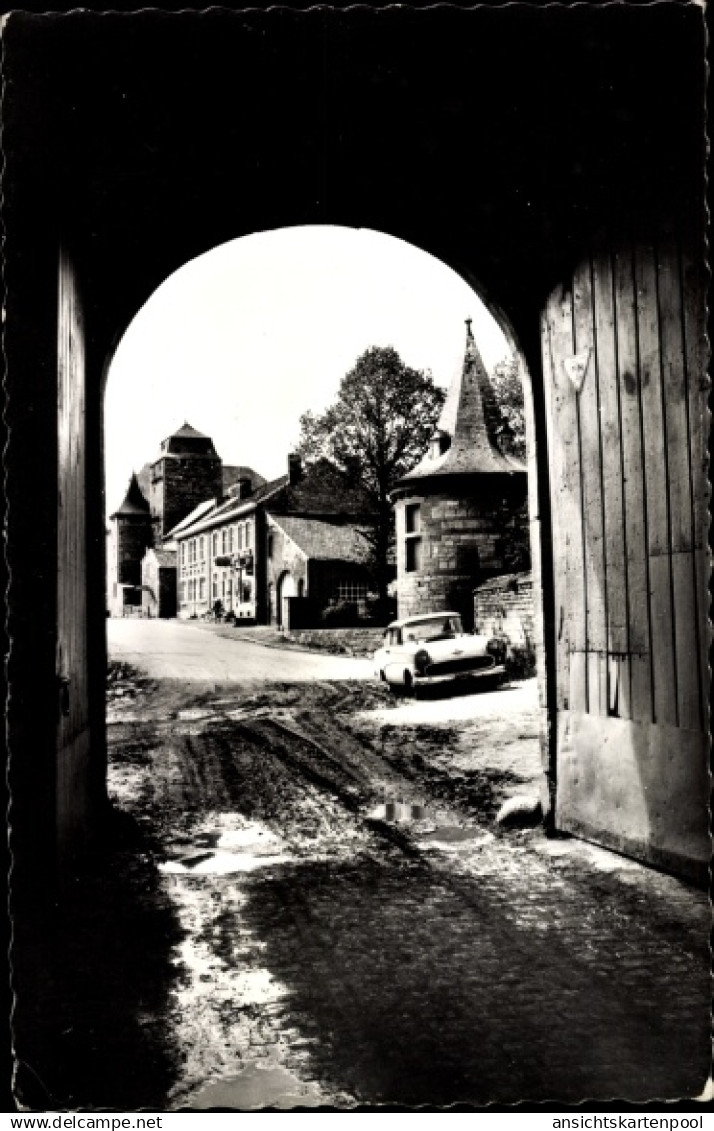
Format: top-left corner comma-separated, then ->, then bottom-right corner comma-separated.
390,322 -> 528,629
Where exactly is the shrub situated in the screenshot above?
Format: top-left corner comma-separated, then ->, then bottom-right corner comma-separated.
506,643 -> 537,679
364,594 -> 397,624
321,600 -> 361,627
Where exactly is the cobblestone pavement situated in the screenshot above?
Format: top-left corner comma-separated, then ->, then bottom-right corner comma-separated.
101,663 -> 710,1111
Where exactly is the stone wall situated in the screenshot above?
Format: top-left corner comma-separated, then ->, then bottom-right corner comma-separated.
395,485 -> 527,630
473,571 -> 534,647
142,555 -> 177,618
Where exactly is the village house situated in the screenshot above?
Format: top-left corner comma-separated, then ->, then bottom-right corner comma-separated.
169,474 -> 286,622
264,459 -> 374,628
390,321 -> 529,630
170,454 -> 375,627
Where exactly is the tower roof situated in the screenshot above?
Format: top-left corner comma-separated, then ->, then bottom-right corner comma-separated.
156,421 -> 219,459
110,472 -> 151,519
395,321 -> 525,489
170,421 -> 208,439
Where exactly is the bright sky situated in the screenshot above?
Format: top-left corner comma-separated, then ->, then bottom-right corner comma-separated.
104,225 -> 510,514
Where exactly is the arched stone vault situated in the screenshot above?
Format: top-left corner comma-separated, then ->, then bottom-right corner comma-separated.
4,7 -> 708,921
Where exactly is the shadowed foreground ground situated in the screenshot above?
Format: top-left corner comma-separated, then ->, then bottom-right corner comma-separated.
19,635 -> 705,1111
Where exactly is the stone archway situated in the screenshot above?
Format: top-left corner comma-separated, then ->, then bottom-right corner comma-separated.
4,5 -> 707,894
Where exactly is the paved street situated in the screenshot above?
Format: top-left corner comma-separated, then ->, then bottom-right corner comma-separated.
76,619 -> 712,1111
107,616 -> 374,682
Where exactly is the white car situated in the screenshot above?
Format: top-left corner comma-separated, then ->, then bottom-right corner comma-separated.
373,611 -> 508,696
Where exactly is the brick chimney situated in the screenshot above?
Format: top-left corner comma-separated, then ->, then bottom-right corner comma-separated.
287,452 -> 303,485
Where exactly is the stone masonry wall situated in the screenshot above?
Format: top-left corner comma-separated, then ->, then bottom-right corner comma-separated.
473,571 -> 534,647
152,456 -> 223,539
395,490 -> 525,631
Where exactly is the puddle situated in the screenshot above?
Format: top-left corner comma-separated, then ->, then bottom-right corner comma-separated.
417,827 -> 495,851
176,707 -> 217,721
419,825 -> 493,845
160,850 -> 292,875
217,827 -> 283,851
159,820 -> 292,875
187,1061 -> 330,1110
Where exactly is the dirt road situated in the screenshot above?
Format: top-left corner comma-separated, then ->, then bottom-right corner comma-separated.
59,622 -> 708,1112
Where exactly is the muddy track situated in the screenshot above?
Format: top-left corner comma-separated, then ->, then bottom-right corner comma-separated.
232,718 -> 367,813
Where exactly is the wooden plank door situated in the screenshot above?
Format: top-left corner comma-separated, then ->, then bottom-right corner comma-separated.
541,231 -> 709,880
57,246 -> 92,865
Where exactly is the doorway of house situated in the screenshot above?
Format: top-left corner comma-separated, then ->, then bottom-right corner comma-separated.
277,570 -> 296,630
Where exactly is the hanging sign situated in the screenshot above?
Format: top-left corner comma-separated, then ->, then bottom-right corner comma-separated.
563,347 -> 591,392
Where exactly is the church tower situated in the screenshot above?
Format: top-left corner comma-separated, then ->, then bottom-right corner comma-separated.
390,321 -> 528,629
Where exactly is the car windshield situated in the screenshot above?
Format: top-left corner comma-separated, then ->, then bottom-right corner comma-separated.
402,616 -> 463,643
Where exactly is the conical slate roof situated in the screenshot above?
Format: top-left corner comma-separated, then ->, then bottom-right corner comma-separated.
396,321 -> 525,486
110,472 -> 151,519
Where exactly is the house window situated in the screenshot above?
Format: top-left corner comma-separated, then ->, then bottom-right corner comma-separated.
336,580 -> 368,603
222,529 -> 227,554
212,532 -> 218,557
404,503 -> 422,573
199,536 -> 205,561
336,580 -> 368,614
245,523 -> 252,550
406,538 -> 422,572
199,577 -> 206,600
405,503 -> 421,533
267,532 -> 274,558
237,524 -> 243,551
181,543 -> 186,565
228,526 -> 234,553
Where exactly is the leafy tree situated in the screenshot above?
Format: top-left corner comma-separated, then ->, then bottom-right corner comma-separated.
490,353 -> 526,461
488,353 -> 530,571
297,346 -> 445,601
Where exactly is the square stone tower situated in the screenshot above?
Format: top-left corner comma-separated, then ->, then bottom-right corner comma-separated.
149,422 -> 223,541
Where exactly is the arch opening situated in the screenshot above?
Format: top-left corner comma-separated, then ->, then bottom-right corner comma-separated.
101,221 -> 550,805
